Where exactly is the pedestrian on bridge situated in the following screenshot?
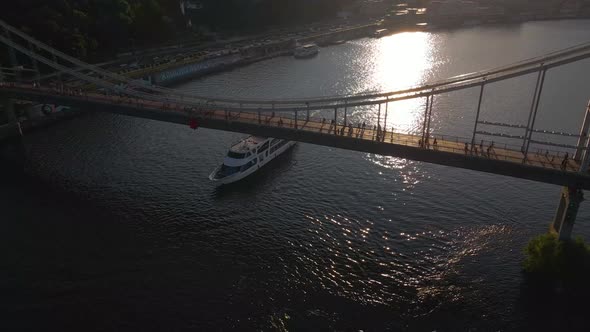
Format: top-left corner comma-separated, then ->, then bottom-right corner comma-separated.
561,152 -> 569,170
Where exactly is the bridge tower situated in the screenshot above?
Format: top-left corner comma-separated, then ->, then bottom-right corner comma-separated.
550,101 -> 590,241
551,186 -> 584,241
574,101 -> 590,169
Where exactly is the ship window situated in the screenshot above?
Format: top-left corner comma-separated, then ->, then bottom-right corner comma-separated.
240,158 -> 257,172
257,142 -> 269,153
270,140 -> 288,154
227,151 -> 246,159
219,164 -> 240,176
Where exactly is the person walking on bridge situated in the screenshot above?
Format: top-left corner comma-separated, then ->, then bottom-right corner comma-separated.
561,152 -> 569,171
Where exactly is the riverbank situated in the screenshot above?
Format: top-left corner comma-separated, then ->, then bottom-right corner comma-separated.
122,22 -> 378,86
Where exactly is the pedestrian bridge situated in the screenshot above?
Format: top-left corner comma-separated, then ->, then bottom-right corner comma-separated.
2,19 -> 590,191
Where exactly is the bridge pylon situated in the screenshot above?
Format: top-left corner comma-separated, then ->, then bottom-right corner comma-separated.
574,100 -> 590,169
551,186 -> 584,241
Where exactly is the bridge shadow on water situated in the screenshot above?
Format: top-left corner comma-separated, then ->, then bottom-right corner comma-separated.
212,144 -> 299,199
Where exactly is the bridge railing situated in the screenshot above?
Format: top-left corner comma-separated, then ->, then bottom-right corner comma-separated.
193,105 -> 577,171
1,81 -> 580,172
1,19 -> 588,171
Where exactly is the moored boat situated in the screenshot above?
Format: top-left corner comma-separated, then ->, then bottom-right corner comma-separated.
373,28 -> 389,38
294,44 -> 319,59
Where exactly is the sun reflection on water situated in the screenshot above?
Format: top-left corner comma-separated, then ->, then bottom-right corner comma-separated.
290,213 -> 514,314
361,32 -> 435,172
373,32 -> 433,134
374,32 -> 432,92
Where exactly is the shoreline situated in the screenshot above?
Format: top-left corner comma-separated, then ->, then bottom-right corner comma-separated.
149,16 -> 590,86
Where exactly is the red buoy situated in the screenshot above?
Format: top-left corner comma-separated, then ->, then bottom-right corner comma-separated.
189,118 -> 199,130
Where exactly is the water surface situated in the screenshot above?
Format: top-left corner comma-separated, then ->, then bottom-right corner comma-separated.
2,20 -> 590,331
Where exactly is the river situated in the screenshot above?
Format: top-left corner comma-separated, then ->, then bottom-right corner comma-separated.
2,20 -> 590,331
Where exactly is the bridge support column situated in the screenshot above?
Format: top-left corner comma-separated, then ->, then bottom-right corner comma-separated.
551,186 -> 584,241
334,107 -> 338,134
27,40 -> 40,81
524,69 -> 547,160
377,104 -> 381,133
425,95 -> 434,145
384,97 -> 388,131
471,84 -> 485,150
421,95 -> 430,146
523,69 -> 547,158
344,102 -> 347,126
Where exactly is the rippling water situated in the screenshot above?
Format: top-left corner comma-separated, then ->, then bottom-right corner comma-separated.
2,20 -> 590,330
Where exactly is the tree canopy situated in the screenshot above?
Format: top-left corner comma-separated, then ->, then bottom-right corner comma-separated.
3,0 -> 185,60
1,0 -> 352,60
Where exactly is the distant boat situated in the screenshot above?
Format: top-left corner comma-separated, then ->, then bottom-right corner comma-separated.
373,28 -> 389,38
329,39 -> 346,45
209,136 -> 296,184
294,44 -> 319,59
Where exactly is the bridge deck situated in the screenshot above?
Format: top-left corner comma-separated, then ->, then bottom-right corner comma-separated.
1,84 -> 588,188
195,108 -> 580,173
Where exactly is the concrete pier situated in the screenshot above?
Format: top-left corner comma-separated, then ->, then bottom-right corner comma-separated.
551,186 -> 584,241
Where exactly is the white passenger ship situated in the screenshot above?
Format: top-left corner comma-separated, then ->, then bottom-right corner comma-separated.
209,136 -> 296,184
294,44 -> 319,59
